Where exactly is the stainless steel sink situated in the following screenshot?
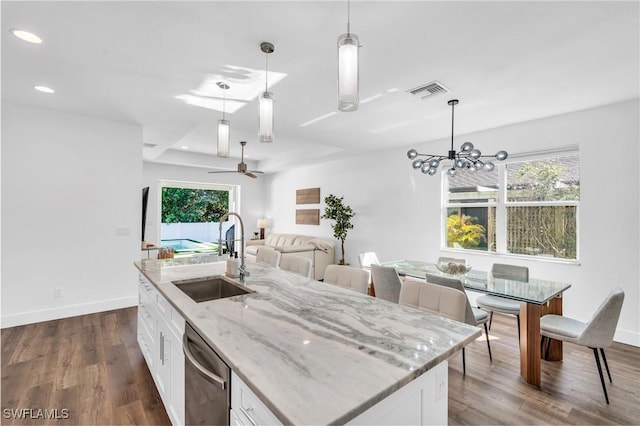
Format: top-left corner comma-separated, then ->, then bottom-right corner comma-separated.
171,276 -> 254,303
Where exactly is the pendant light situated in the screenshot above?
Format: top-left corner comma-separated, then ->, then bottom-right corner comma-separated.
259,42 -> 274,143
407,99 -> 508,176
217,82 -> 230,158
337,0 -> 359,112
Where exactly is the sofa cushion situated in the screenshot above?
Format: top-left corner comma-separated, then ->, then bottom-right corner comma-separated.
246,245 -> 260,256
308,238 -> 334,251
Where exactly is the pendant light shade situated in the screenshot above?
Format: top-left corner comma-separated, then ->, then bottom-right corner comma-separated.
259,91 -> 273,143
337,0 -> 359,112
217,119 -> 230,158
259,42 -> 274,143
216,82 -> 230,158
338,33 -> 359,112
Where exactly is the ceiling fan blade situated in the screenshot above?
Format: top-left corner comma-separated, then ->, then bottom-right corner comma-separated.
208,170 -> 236,174
243,172 -> 258,178
246,170 -> 264,174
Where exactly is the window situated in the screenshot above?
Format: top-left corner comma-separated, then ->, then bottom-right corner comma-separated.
444,152 -> 580,261
159,181 -> 239,251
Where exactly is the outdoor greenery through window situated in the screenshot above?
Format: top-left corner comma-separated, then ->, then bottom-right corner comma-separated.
445,153 -> 580,260
162,187 -> 229,223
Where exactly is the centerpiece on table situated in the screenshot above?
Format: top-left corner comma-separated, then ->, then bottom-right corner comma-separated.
436,261 -> 472,275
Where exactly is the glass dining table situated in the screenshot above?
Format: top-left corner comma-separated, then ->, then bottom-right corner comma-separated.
379,259 -> 572,387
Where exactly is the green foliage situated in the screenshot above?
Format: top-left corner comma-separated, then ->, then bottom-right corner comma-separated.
447,214 -> 486,249
321,194 -> 355,265
507,158 -> 579,258
162,188 -> 228,223
511,160 -> 579,201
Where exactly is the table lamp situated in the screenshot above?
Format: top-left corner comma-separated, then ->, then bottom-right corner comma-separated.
257,218 -> 269,240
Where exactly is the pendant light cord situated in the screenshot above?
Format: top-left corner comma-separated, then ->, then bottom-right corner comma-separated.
347,0 -> 351,35
222,86 -> 226,121
265,52 -> 269,92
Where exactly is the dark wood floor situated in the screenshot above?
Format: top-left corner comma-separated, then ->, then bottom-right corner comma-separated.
448,314 -> 640,425
2,307 -> 639,425
1,307 -> 170,425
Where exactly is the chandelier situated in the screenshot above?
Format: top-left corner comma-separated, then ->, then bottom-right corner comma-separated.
407,99 -> 508,176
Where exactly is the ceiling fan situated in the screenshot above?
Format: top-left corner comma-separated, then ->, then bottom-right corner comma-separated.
208,141 -> 264,178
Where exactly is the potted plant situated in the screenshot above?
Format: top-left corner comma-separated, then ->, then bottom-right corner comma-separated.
321,194 -> 355,265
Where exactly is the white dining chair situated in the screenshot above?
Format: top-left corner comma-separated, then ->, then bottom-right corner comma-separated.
279,255 -> 312,278
370,264 -> 402,303
426,273 -> 492,362
324,265 -> 369,294
476,264 -> 529,339
400,279 -> 470,373
357,252 -> 380,268
255,246 -> 281,267
540,287 -> 624,404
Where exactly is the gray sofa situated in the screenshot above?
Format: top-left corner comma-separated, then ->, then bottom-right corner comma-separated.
246,233 -> 335,280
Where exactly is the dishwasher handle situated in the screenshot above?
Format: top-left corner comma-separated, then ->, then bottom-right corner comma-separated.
183,334 -> 227,390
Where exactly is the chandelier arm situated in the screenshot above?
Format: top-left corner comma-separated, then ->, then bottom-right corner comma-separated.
415,153 -> 448,159
450,101 -> 455,152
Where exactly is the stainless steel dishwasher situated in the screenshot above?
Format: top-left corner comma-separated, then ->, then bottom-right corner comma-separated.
183,323 -> 230,426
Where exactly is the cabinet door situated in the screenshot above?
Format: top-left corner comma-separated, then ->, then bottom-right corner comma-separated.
157,318 -> 186,426
156,324 -> 171,403
168,333 -> 185,425
231,372 -> 282,426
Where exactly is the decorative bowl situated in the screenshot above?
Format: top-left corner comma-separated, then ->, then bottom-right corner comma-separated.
435,262 -> 472,276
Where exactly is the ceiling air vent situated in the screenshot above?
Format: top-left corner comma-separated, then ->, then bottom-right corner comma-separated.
407,80 -> 450,99
143,143 -> 157,148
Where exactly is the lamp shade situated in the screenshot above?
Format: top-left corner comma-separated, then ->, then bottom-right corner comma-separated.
337,33 -> 359,112
217,119 -> 230,158
257,219 -> 269,229
258,91 -> 274,143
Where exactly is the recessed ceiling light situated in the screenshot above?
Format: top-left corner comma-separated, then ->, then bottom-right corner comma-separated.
10,29 -> 42,44
181,146 -> 189,150
34,86 -> 54,93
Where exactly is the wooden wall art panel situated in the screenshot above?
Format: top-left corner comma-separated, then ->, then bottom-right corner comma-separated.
296,187 -> 320,205
296,209 -> 320,225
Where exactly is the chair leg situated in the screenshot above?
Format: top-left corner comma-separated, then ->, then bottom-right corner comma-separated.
483,323 -> 493,361
592,348 -> 610,404
462,347 -> 466,376
516,315 -> 521,341
488,311 -> 494,330
545,336 -> 551,359
600,348 -> 612,383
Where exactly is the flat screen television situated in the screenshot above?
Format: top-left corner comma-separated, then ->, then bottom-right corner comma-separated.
225,224 -> 235,255
141,187 -> 149,242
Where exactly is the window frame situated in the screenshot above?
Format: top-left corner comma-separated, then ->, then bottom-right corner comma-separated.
441,148 -> 580,264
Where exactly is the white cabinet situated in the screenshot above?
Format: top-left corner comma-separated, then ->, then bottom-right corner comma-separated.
347,360 -> 448,426
231,372 -> 283,426
137,274 -> 185,426
230,361 -> 447,426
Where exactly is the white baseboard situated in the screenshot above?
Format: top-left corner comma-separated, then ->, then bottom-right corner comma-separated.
614,328 -> 640,347
1,296 -> 138,329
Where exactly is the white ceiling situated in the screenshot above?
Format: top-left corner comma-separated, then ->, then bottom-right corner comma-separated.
2,1 -> 638,173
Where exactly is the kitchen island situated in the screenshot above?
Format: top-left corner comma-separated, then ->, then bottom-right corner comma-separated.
134,257 -> 481,425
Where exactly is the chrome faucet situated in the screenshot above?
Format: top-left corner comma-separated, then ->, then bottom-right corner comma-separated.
219,212 -> 249,283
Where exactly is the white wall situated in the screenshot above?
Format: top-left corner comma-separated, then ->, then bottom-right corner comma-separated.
142,162 -> 266,249
1,103 -> 142,327
265,99 -> 640,346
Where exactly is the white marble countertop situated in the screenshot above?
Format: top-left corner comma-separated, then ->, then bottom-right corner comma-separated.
134,258 -> 481,425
